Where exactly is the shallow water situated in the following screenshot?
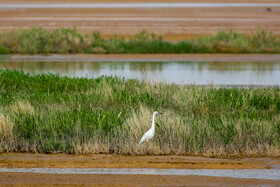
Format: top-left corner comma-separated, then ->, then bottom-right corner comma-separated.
1,168 -> 280,180
0,3 -> 279,9
0,61 -> 280,86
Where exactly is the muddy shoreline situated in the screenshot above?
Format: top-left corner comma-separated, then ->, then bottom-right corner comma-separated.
1,153 -> 280,169
0,153 -> 280,186
2,172 -> 280,186
1,54 -> 280,62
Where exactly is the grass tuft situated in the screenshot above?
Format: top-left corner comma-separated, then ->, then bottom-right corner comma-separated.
0,113 -> 15,151
11,100 -> 35,115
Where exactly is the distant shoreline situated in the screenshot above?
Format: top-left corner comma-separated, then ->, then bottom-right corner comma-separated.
1,3 -> 280,9
1,54 -> 280,62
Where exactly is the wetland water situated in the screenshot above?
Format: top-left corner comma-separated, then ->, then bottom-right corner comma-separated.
0,61 -> 280,86
1,168 -> 280,180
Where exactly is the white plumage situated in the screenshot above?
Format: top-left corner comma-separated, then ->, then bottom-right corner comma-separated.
139,111 -> 163,145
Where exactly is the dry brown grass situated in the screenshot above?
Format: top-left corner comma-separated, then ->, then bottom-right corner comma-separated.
0,113 -> 15,152
76,142 -> 110,154
11,100 -> 35,115
0,114 -> 14,141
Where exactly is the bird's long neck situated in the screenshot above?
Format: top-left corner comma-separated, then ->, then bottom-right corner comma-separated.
151,113 -> 156,132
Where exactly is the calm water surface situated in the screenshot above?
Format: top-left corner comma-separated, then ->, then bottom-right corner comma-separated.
0,61 -> 280,86
1,168 -> 280,180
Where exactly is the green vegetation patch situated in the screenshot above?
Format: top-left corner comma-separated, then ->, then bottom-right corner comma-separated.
0,28 -> 279,54
0,45 -> 9,54
0,69 -> 280,156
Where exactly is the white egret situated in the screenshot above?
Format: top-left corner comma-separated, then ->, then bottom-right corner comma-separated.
139,111 -> 163,145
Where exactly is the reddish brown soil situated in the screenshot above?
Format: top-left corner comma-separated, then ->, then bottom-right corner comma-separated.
1,172 -> 280,186
8,54 -> 280,62
1,153 -> 279,169
0,153 -> 280,186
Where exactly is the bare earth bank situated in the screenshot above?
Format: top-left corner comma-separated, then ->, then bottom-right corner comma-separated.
0,0 -> 279,39
2,54 -> 280,62
2,172 -> 280,186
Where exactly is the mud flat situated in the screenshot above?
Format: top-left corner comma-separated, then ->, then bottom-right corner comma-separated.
0,153 -> 280,186
0,0 -> 279,40
3,54 -> 280,62
1,172 -> 280,186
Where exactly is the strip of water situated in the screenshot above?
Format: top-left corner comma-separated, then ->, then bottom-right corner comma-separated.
0,3 -> 279,9
1,61 -> 279,86
0,168 -> 280,180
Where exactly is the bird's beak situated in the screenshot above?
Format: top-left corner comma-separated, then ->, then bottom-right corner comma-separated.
158,112 -> 163,114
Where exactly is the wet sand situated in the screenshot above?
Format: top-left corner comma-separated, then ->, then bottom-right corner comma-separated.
0,153 -> 280,186
2,172 -> 280,186
1,153 -> 279,169
0,1 -> 279,40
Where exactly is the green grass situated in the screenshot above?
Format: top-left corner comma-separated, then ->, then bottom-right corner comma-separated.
0,69 -> 280,156
0,45 -> 9,54
0,28 -> 279,54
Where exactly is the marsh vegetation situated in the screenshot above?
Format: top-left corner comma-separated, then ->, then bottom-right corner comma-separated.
0,28 -> 279,54
0,70 -> 279,156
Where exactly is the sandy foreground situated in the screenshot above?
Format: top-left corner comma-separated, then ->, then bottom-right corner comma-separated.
0,153 -> 280,186
0,0 -> 280,40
